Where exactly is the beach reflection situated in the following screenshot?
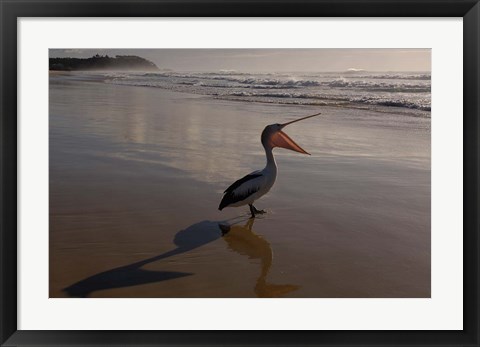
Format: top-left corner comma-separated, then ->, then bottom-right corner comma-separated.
221,218 -> 299,298
63,217 -> 298,298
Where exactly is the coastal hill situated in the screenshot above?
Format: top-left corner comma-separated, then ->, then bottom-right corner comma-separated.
49,54 -> 159,71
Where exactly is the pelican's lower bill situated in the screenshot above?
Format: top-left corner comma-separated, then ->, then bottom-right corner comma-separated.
50,71 -> 431,298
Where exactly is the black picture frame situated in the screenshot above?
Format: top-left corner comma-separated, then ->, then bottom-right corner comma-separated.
1,1 -> 478,346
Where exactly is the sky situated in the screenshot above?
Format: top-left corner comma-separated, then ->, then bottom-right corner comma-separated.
49,49 -> 431,72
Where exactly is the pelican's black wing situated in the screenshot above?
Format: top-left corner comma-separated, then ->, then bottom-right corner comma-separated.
218,173 -> 263,210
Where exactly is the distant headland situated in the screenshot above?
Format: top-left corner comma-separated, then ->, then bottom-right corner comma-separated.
49,54 -> 159,71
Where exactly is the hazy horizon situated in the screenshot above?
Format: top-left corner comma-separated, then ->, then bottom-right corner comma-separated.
49,48 -> 431,73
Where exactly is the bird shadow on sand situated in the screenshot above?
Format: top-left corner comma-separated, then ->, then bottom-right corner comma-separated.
64,216 -> 299,298
63,219 -> 227,297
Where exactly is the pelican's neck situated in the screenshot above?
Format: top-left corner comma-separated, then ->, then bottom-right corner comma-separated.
264,145 -> 277,172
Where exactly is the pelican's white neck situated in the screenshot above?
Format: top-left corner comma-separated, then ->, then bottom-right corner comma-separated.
263,145 -> 277,171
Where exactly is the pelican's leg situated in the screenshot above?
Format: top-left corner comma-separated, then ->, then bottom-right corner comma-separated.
249,204 -> 256,218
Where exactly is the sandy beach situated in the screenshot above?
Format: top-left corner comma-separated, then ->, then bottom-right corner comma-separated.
49,73 -> 430,298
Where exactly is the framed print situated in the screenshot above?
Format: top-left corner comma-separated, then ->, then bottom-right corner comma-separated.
1,0 -> 479,346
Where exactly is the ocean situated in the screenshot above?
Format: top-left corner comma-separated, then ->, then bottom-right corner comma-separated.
104,70 -> 431,115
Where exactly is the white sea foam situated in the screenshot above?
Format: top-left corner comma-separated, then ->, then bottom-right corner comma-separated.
105,71 -> 431,114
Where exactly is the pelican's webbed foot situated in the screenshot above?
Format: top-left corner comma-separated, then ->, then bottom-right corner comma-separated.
249,204 -> 266,218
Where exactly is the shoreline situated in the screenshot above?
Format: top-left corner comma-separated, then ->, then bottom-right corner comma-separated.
50,70 -> 431,118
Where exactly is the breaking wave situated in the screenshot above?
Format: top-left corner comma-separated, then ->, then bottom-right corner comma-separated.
107,70 -> 431,114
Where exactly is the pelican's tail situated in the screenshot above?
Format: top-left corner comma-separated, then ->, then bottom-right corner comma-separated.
218,195 -> 229,211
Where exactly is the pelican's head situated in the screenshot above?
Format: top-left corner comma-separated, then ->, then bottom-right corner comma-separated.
261,112 -> 321,155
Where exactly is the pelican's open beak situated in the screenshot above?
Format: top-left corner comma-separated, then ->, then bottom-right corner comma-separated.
271,130 -> 310,155
272,112 -> 322,155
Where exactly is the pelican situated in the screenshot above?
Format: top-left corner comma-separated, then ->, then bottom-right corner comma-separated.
218,112 -> 321,218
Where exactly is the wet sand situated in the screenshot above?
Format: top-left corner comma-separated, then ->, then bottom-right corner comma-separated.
49,73 -> 431,298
